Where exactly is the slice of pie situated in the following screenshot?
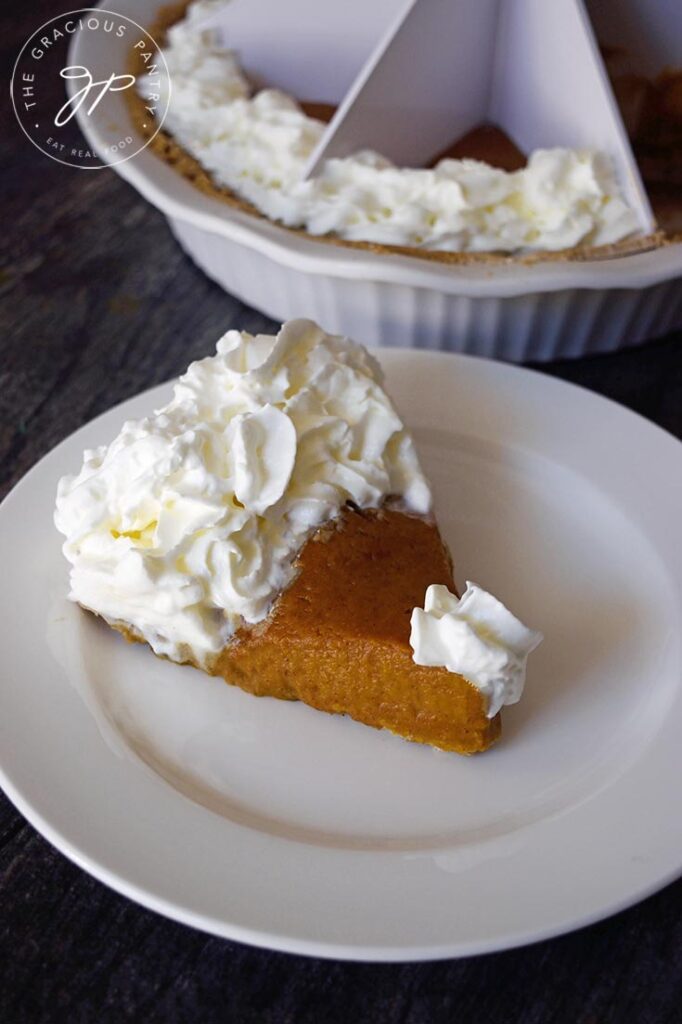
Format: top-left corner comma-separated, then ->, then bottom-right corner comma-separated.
55,319 -> 541,755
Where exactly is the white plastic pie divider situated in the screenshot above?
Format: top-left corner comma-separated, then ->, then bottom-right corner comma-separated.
204,0 -> 654,237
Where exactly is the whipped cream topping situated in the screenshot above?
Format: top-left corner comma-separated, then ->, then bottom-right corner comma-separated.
143,0 -> 638,253
55,319 -> 431,665
410,583 -> 543,717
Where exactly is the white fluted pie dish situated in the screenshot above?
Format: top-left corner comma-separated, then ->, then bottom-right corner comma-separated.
74,0 -> 682,361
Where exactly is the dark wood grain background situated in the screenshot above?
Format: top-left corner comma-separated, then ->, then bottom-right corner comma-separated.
2,3 -> 682,1021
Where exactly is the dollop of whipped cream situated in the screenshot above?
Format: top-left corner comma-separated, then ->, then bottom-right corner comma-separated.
143,0 -> 638,252
55,319 -> 431,665
410,583 -> 543,717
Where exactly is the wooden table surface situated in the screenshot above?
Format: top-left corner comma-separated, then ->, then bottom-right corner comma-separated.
2,3 -> 682,1021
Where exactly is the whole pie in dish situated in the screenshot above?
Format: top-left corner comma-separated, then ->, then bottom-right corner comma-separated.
55,319 -> 541,755
125,0 -> 665,263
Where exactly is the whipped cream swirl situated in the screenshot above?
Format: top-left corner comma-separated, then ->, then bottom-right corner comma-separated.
143,0 -> 638,253
55,319 -> 431,664
410,583 -> 543,717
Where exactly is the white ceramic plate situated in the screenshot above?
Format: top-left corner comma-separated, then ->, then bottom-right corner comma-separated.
1,350 -> 681,961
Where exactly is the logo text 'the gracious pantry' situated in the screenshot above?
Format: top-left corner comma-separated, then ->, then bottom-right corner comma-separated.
10,9 -> 171,169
